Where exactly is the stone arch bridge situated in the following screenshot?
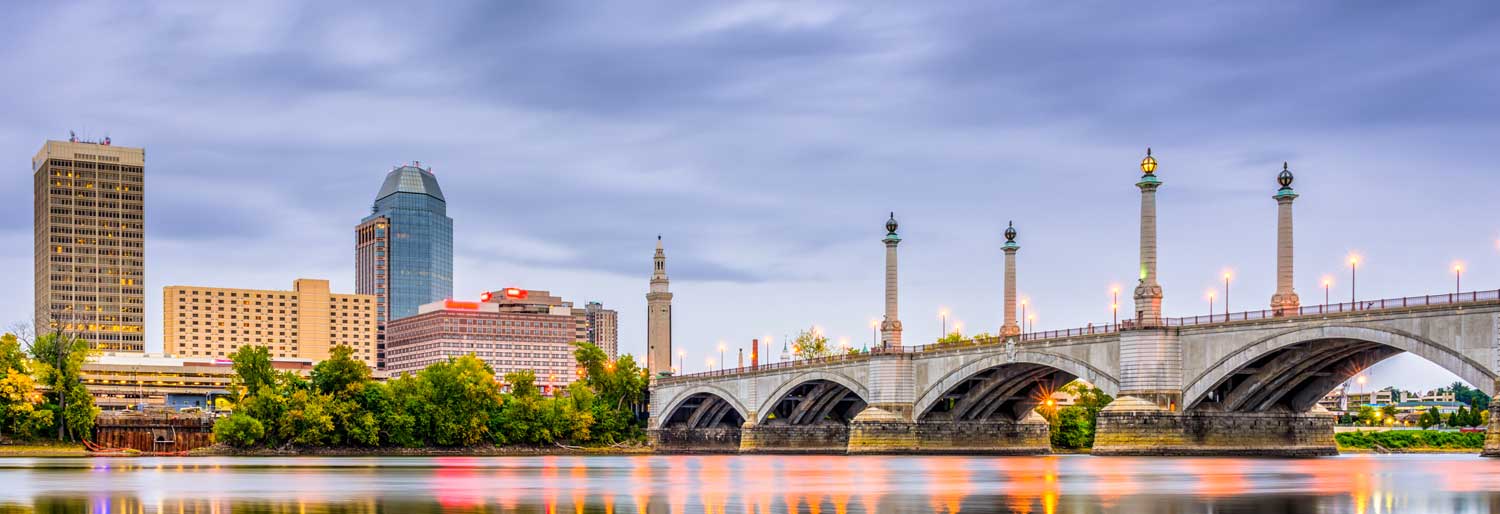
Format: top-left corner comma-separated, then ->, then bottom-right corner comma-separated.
650,295 -> 1500,455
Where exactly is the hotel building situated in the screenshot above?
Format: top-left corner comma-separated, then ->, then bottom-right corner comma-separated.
162,279 -> 378,366
357,162 -> 454,369
385,288 -> 585,393
578,301 -> 619,358
33,137 -> 146,351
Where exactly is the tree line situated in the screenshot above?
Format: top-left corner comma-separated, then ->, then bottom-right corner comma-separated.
0,332 -> 98,443
213,342 -> 649,449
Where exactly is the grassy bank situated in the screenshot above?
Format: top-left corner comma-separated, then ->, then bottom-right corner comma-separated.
1335,430 -> 1484,452
191,443 -> 654,457
0,442 -> 87,457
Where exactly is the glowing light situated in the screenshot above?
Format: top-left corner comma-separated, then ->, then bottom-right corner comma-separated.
1348,254 -> 1361,266
444,300 -> 480,310
1206,290 -> 1216,299
479,291 -> 493,302
1453,261 -> 1465,273
1222,270 -> 1234,281
1357,375 -> 1368,385
1322,276 -> 1333,287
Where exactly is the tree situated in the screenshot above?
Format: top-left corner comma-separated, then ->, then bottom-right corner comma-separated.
1356,405 -> 1380,426
936,332 -> 966,345
1379,404 -> 1398,424
421,355 -> 501,446
29,332 -> 96,441
229,345 -> 276,398
792,328 -> 833,359
1051,407 -> 1094,449
0,334 -> 53,440
213,413 -> 265,448
312,346 -> 371,397
572,343 -> 649,444
1418,407 -> 1439,429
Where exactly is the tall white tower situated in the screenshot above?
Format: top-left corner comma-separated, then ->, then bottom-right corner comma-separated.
1270,163 -> 1301,316
1133,148 -> 1165,327
647,236 -> 673,377
880,213 -> 903,348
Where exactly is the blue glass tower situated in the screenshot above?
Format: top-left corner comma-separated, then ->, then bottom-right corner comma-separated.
357,163 -> 453,331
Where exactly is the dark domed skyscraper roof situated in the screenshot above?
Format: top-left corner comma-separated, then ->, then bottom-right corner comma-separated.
375,163 -> 445,202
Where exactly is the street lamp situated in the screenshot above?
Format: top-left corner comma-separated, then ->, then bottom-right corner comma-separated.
1321,276 -> 1332,306
717,342 -> 726,369
1027,314 -> 1036,334
953,321 -> 964,338
938,308 -> 950,337
1019,298 -> 1028,333
706,358 -> 714,371
1222,270 -> 1233,318
869,319 -> 879,348
1110,286 -> 1120,326
1206,290 -> 1216,319
1453,262 -> 1464,295
678,350 -> 685,374
1348,254 -> 1360,307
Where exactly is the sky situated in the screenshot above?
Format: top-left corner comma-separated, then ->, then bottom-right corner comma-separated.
3,1 -> 1500,393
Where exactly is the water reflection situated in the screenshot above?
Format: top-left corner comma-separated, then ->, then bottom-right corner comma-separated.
2,454 -> 1499,513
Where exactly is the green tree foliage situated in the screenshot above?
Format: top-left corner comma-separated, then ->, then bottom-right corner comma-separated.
792,328 -> 833,359
1044,381 -> 1114,449
0,334 -> 53,439
1379,405 -> 1398,424
28,332 -> 97,441
214,342 -> 648,449
935,332 -> 966,346
1356,405 -> 1380,426
213,413 -> 265,448
1418,406 -> 1442,429
1448,382 -> 1492,410
1336,430 -> 1484,450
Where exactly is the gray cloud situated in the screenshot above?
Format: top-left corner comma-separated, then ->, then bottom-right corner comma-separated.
2,1 -> 1497,392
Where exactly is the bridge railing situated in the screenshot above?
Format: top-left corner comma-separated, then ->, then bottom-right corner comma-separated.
1163,289 -> 1500,327
658,351 -> 870,381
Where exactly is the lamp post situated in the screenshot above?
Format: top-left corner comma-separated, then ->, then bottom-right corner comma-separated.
938,308 -> 949,338
1349,255 -> 1360,307
1454,262 -> 1464,295
1027,314 -> 1036,334
1019,299 -> 1028,334
1322,277 -> 1332,306
1207,290 -> 1216,320
1223,271 -> 1232,319
678,350 -> 685,374
869,319 -> 879,348
1110,286 -> 1120,327
718,342 -> 726,369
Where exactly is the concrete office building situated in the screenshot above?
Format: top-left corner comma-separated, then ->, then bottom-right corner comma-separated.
385,288 -> 586,393
83,353 -> 313,411
163,279 -> 378,366
34,137 -> 146,351
577,301 -> 619,359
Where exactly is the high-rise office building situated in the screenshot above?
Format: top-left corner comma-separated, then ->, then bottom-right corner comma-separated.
357,162 -> 453,368
579,301 -> 619,359
34,137 -> 146,351
163,279 -> 378,366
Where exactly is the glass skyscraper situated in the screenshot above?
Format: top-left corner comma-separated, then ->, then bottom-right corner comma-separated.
356,163 -> 453,367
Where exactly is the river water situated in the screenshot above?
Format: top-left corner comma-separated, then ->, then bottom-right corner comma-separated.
2,454 -> 1498,513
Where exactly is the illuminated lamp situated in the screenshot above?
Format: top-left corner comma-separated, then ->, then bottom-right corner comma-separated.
445,300 -> 480,310
480,291 -> 493,302
503,288 -> 527,300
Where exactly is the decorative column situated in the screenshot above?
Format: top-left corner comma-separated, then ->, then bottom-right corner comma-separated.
1000,222 -> 1021,339
880,213 -> 903,349
1270,163 -> 1301,316
1133,148 -> 1165,327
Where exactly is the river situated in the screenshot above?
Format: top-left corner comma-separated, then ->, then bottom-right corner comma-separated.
2,454 -> 1498,513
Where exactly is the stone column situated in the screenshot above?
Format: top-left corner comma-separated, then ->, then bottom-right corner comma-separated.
1270,163 -> 1301,316
1133,149 -> 1164,327
880,213 -> 903,349
1484,377 -> 1500,457
1001,222 -> 1021,339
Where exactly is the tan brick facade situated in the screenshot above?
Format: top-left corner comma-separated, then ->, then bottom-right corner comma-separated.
163,279 -> 377,366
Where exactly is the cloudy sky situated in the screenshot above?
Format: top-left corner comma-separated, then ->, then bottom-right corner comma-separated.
3,2 -> 1499,392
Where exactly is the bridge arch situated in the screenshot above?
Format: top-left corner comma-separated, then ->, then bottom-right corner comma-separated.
653,384 -> 751,430
1183,324 -> 1496,412
913,350 -> 1119,421
756,370 -> 869,425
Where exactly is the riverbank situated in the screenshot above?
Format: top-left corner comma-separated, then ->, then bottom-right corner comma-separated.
187,444 -> 655,457
0,442 -> 87,457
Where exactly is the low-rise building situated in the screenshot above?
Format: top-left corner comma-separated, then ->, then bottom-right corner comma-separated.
82,353 -> 313,411
384,289 -> 582,393
163,278 -> 377,366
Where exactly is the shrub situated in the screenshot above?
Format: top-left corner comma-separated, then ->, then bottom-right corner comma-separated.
214,413 -> 265,448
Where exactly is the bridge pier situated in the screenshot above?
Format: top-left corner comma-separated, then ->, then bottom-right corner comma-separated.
1094,399 -> 1337,456
740,422 -> 851,454
1484,381 -> 1500,457
649,426 -> 742,453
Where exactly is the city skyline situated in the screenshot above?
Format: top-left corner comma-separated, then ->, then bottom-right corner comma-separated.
5,3 -> 1500,393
